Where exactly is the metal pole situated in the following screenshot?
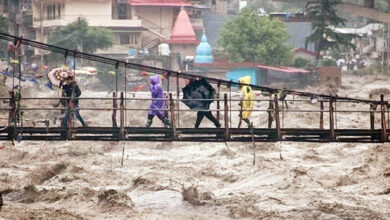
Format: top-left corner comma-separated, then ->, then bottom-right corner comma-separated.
229,84 -> 232,129
112,92 -> 117,128
176,74 -> 180,128
8,91 -> 16,140
380,94 -> 388,142
320,101 -> 324,129
169,93 -> 177,140
274,94 -> 281,140
268,95 -> 273,128
167,73 -> 170,92
282,99 -> 284,128
124,64 -> 127,127
335,100 -> 338,129
115,63 -> 119,96
369,95 -> 375,141
224,93 -> 229,140
329,98 -> 335,141
217,81 -> 221,123
120,92 -> 125,140
12,45 -> 15,94
166,72 -> 170,124
387,101 -> 389,130
17,38 -> 23,135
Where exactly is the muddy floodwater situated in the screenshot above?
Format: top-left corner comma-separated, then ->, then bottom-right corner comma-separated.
0,74 -> 390,219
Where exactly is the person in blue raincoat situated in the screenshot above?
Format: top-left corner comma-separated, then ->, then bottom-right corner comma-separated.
146,75 -> 171,127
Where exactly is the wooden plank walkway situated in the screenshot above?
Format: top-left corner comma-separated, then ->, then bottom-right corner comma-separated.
0,127 -> 386,143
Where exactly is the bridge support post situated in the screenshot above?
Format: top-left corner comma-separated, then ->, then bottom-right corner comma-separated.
320,101 -> 324,129
115,63 -> 119,95
268,95 -> 274,129
274,94 -> 281,141
8,91 -> 17,140
380,94 -> 388,142
329,98 -> 335,141
120,92 -> 125,140
224,93 -> 230,140
112,92 -> 118,140
369,95 -> 376,141
176,74 -> 180,128
216,81 -> 221,123
112,92 -> 117,128
169,93 -> 178,140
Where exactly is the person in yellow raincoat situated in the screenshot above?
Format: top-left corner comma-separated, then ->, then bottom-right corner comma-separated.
238,76 -> 254,128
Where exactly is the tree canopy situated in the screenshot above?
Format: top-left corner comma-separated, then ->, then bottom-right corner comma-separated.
305,0 -> 359,59
48,18 -> 113,54
217,7 -> 294,66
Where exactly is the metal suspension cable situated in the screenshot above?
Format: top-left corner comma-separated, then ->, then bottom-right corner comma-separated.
0,32 -> 380,104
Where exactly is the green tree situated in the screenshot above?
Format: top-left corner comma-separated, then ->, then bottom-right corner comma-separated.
305,0 -> 359,59
374,0 -> 390,12
218,7 -> 294,66
48,18 -> 113,54
0,15 -> 9,58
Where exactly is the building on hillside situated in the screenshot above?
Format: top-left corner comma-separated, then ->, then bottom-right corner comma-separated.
1,0 -> 34,39
191,58 -> 313,89
294,47 -> 319,63
31,0 -> 145,59
334,23 -> 386,60
201,11 -> 315,53
256,64 -> 311,89
127,0 -> 194,53
1,0 -> 35,61
199,0 -> 235,15
267,12 -> 316,52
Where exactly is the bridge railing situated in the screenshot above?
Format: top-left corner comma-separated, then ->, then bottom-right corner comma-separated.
0,91 -> 388,142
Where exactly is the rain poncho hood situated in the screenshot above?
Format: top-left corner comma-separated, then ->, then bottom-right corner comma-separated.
182,78 -> 215,110
239,76 -> 254,119
149,75 -> 166,116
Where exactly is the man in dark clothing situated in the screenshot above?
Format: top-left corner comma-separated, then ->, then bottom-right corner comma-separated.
182,78 -> 221,128
61,76 -> 86,128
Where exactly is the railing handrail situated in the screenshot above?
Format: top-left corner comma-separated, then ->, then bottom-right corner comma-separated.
0,96 -> 386,104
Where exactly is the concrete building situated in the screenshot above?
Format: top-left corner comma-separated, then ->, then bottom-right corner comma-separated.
127,0 -> 193,52
28,0 -> 205,59
31,0 -> 143,58
1,0 -> 34,39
